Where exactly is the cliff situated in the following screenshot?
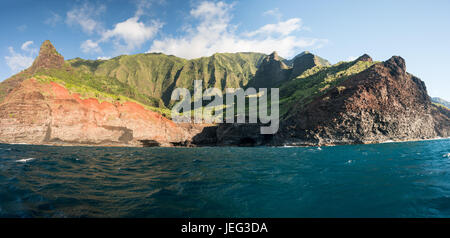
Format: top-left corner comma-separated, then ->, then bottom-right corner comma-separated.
0,41 -> 207,146
193,55 -> 449,146
0,40 -> 448,147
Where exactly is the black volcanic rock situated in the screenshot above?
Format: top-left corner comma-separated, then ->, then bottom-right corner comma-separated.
277,56 -> 449,145
193,55 -> 449,147
384,56 -> 407,76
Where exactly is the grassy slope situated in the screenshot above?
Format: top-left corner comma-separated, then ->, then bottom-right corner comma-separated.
2,50 -> 378,121
279,60 -> 377,117
433,102 -> 450,110
68,52 -> 266,107
1,52 -> 266,118
34,74 -> 172,117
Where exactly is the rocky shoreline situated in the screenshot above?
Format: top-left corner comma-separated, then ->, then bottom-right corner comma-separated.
2,136 -> 449,148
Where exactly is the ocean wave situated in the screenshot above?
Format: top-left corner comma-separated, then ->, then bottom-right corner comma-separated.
16,158 -> 36,163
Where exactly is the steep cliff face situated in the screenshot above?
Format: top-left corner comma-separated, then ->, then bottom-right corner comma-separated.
277,56 -> 450,145
290,51 -> 331,78
1,40 -> 448,147
30,40 -> 66,71
250,52 -> 291,88
68,52 -> 266,107
0,41 -> 207,146
0,78 -> 205,146
192,55 -> 449,146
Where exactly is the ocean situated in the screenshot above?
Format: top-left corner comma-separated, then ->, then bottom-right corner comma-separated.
1,139 -> 450,218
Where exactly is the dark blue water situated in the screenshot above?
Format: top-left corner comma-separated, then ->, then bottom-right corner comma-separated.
1,139 -> 450,218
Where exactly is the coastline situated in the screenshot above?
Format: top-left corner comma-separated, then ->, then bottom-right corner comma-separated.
1,136 -> 449,149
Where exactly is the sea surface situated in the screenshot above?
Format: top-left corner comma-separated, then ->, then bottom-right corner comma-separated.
1,139 -> 450,218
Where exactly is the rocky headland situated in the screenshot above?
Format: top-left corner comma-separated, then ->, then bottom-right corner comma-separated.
0,41 -> 448,147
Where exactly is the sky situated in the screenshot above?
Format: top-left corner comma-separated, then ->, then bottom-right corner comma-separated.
0,0 -> 449,100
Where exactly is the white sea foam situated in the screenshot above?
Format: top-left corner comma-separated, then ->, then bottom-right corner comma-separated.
16,158 -> 36,163
381,140 -> 395,143
443,153 -> 450,158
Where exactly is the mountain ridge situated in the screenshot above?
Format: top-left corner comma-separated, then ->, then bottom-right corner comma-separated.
0,40 -> 448,147
432,97 -> 450,109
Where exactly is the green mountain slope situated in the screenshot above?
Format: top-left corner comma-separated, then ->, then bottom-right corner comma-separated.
279,58 -> 376,117
1,40 -> 383,122
68,52 -> 266,107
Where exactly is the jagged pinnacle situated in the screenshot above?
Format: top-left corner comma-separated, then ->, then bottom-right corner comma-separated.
30,40 -> 65,71
269,51 -> 280,61
356,54 -> 373,62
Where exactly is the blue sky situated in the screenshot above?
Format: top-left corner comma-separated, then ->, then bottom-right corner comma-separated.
0,0 -> 449,100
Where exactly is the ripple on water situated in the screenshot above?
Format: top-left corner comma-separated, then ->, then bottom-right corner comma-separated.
0,139 -> 450,218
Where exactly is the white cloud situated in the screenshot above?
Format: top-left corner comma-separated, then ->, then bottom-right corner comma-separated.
66,2 -> 105,34
81,40 -> 102,54
263,8 -> 282,20
17,24 -> 27,32
148,1 -> 327,59
101,17 -> 162,54
135,0 -> 153,18
244,18 -> 303,37
97,56 -> 111,60
347,56 -> 357,61
4,42 -> 37,73
74,0 -> 162,55
21,41 -> 35,52
45,12 -> 62,27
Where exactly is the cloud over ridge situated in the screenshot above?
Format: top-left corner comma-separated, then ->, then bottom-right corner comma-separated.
148,1 -> 328,59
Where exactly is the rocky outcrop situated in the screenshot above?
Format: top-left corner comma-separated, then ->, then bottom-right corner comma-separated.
290,51 -> 331,78
355,54 -> 373,62
0,41 -> 210,147
192,123 -> 273,146
30,40 -> 66,72
1,40 -> 448,147
192,56 -> 450,147
250,52 -> 291,88
0,78 -> 207,146
0,40 -> 68,102
277,56 -> 450,145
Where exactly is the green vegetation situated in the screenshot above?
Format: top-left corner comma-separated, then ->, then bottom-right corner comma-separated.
433,102 -> 450,110
68,52 -> 266,107
34,74 -> 172,117
35,67 -> 164,107
1,40 -> 381,122
278,60 -> 377,117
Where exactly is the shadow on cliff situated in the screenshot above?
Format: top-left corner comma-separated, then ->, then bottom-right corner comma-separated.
191,124 -> 275,147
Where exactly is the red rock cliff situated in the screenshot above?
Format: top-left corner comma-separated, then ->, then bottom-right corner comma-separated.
0,41 -> 206,147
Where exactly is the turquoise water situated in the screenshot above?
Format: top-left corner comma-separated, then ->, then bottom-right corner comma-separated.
0,139 -> 449,218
